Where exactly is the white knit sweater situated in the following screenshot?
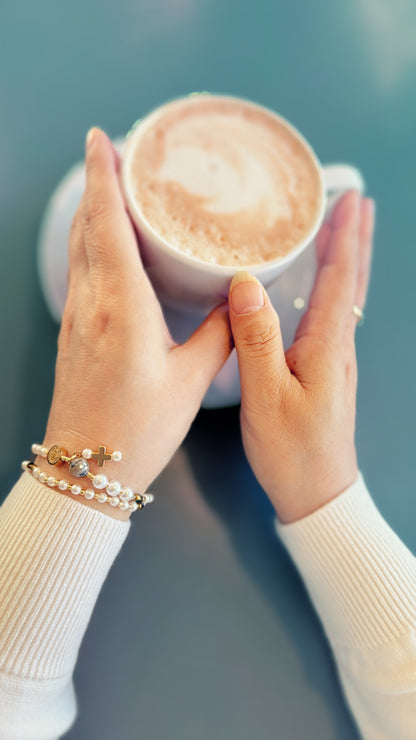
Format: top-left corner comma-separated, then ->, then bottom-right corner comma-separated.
0,471 -> 415,739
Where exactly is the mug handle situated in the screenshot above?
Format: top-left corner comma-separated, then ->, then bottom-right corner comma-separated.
322,163 -> 365,216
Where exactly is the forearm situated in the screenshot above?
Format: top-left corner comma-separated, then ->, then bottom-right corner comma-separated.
0,472 -> 130,739
276,474 -> 416,739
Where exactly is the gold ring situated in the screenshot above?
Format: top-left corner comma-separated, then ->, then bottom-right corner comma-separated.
353,305 -> 365,325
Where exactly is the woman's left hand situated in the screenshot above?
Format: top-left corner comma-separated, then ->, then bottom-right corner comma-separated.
36,128 -> 232,518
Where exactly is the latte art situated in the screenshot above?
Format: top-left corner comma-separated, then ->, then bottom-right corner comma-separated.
127,96 -> 322,266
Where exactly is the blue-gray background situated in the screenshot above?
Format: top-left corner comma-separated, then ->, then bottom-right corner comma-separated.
1,1 -> 415,738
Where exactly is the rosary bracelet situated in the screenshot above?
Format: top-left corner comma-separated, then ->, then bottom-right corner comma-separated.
32,442 -> 122,470
24,442 -> 155,513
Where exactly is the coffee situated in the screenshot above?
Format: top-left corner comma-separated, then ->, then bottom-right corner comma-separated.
126,96 -> 322,266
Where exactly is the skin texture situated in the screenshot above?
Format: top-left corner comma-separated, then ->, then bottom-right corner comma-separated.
35,128 -> 233,520
228,191 -> 375,523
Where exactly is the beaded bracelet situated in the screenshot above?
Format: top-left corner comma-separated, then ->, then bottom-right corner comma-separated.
32,442 -> 122,472
32,442 -> 142,496
24,442 -> 154,513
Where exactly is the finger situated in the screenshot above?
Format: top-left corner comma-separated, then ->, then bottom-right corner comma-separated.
296,191 -> 360,343
110,138 -> 121,175
228,272 -> 292,407
82,128 -> 145,276
67,135 -> 123,292
84,127 -> 124,207
173,303 -> 233,394
354,198 -> 375,312
316,221 -> 331,262
67,200 -> 88,290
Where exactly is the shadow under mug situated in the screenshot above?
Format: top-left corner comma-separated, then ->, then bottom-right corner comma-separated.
121,95 -> 364,315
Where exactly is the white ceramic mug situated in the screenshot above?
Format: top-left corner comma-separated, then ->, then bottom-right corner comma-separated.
121,94 -> 364,314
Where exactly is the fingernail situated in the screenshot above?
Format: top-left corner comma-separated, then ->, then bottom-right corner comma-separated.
86,127 -> 97,149
229,271 -> 265,315
365,198 -> 376,217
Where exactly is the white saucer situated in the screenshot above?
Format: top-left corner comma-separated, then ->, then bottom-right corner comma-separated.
37,146 -> 345,408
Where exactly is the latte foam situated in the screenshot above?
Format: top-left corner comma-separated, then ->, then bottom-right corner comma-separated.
127,96 -> 322,266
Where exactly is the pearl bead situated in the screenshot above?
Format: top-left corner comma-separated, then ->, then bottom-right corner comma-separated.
120,488 -> 134,502
84,489 -> 95,499
58,480 -> 68,491
33,467 -> 40,477
129,502 -> 139,512
31,444 -> 38,454
82,448 -> 92,459
69,458 -> 90,478
119,501 -> 130,511
47,476 -> 56,487
142,493 -> 154,505
93,474 -> 108,490
111,450 -> 122,462
21,460 -> 29,470
109,497 -> 120,507
70,484 -> 81,495
40,447 -> 48,457
107,480 -> 122,496
97,493 -> 108,503
39,472 -> 47,483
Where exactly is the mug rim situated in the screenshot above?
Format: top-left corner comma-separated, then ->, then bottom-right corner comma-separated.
121,93 -> 326,276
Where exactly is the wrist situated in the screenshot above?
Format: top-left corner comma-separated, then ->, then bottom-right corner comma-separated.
270,461 -> 359,525
31,437 -> 152,521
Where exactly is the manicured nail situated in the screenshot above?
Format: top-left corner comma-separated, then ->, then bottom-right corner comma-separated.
229,271 -> 265,315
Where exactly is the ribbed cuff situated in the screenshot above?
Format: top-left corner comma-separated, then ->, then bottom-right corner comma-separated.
0,472 -> 130,680
0,670 -> 76,740
275,473 -> 416,648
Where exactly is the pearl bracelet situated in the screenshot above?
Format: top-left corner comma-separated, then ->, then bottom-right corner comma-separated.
32,442 -> 122,469
25,441 -> 155,513
22,461 -> 154,512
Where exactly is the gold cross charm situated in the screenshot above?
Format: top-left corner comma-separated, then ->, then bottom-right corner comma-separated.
91,445 -> 112,467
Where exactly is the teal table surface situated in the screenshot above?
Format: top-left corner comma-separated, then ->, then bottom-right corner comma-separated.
1,2 -> 415,738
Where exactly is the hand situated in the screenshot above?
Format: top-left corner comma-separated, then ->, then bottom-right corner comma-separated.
36,128 -> 232,519
227,191 -> 375,523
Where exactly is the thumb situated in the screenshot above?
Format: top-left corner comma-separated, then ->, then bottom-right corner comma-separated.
228,271 -> 289,401
176,302 -> 233,394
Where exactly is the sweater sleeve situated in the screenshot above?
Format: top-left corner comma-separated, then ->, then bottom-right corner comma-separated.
0,471 -> 131,740
276,473 -> 416,740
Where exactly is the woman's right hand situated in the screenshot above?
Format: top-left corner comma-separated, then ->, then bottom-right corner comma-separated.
227,191 -> 375,524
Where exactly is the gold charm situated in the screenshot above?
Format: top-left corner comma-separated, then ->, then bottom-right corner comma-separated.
91,445 -> 112,467
47,445 -> 68,465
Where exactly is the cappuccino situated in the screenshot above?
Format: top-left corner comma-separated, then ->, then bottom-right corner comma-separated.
126,96 -> 322,266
